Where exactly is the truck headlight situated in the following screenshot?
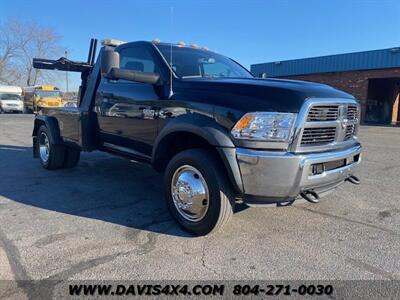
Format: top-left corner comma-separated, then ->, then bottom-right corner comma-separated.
231,112 -> 297,142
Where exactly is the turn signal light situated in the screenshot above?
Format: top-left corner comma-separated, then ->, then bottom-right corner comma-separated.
234,114 -> 254,130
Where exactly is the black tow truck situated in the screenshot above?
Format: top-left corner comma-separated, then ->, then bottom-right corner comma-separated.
32,38 -> 362,235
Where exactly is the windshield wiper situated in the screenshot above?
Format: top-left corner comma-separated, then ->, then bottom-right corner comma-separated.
181,75 -> 203,79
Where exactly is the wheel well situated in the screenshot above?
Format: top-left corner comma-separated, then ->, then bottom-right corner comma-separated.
32,119 -> 45,137
154,131 -> 243,194
32,117 -> 63,144
153,132 -> 221,172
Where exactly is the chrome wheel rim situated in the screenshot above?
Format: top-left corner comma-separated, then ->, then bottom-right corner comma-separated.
39,132 -> 50,163
171,165 -> 210,222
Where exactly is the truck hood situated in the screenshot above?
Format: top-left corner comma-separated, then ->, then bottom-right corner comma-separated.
176,77 -> 354,112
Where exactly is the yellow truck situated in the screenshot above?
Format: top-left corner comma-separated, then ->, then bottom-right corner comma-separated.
23,85 -> 64,113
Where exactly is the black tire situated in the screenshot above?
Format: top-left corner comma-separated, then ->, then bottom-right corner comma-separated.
63,147 -> 80,168
164,149 -> 235,236
37,125 -> 65,170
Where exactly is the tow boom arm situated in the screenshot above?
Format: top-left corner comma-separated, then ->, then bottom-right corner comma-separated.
33,38 -> 98,73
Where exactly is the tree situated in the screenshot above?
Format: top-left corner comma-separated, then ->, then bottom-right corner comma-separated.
0,19 -> 63,87
0,20 -> 21,85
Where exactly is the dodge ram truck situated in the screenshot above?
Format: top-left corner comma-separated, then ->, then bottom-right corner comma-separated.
32,38 -> 362,235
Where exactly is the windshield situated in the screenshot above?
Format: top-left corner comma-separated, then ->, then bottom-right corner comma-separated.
156,44 -> 253,79
0,93 -> 21,100
35,90 -> 61,98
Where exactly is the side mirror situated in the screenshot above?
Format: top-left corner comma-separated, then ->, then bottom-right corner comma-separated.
107,68 -> 160,85
101,49 -> 120,75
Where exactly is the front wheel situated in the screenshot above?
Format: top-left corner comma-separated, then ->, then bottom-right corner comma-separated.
164,149 -> 235,236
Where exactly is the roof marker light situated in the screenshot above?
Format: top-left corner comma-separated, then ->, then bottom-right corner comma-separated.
152,38 -> 161,44
101,39 -> 126,47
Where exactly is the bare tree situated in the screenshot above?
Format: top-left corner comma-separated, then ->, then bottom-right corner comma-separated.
0,19 -> 63,87
0,20 -> 21,85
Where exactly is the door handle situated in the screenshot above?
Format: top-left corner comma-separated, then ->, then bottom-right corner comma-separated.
100,92 -> 114,98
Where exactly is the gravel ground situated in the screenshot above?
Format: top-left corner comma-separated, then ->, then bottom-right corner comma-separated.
0,114 -> 399,290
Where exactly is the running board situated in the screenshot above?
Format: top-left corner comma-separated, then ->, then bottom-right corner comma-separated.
103,143 -> 151,162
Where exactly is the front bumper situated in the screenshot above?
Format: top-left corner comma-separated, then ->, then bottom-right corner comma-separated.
236,143 -> 362,205
37,103 -> 63,108
0,105 -> 23,112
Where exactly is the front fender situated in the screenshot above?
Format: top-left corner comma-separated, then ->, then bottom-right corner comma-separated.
154,114 -> 235,152
153,114 -> 244,193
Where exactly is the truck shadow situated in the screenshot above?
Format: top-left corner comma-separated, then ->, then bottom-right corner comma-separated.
0,144 -> 198,237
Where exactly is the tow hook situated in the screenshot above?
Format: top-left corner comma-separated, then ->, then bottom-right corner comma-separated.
277,199 -> 296,207
346,175 -> 360,185
300,190 -> 320,203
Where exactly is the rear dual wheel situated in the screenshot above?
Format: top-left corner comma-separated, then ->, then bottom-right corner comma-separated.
37,125 -> 80,169
63,147 -> 80,168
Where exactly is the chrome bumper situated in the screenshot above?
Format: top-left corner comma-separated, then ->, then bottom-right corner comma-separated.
236,143 -> 362,204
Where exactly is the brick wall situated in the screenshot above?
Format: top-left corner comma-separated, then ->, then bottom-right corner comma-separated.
281,68 -> 400,123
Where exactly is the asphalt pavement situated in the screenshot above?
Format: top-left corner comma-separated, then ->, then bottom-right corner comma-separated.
0,114 -> 399,289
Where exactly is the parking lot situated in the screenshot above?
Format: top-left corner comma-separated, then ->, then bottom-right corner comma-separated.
0,114 -> 400,286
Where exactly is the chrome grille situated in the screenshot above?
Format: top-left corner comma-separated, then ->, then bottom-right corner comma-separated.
307,105 -> 339,121
345,124 -> 355,140
347,105 -> 358,120
294,100 -> 360,152
301,127 -> 336,146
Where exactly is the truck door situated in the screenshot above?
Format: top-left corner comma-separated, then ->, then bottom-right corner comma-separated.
96,44 -> 164,157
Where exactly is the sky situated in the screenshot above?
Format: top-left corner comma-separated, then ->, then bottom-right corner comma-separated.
1,0 -> 399,91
